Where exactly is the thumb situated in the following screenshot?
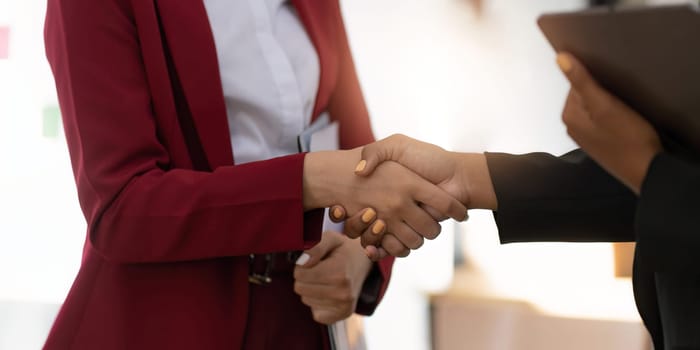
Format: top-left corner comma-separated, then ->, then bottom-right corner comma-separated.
365,246 -> 389,261
355,134 -> 407,177
328,205 -> 347,223
556,53 -> 608,109
296,231 -> 344,268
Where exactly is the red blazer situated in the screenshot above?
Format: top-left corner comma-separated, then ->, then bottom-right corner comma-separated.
44,0 -> 394,348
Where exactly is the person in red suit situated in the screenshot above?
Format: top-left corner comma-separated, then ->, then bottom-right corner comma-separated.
43,0 -> 467,349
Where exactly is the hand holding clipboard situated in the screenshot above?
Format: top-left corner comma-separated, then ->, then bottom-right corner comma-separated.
538,4 -> 700,158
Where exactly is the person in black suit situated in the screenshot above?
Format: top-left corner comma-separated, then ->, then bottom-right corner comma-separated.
338,53 -> 700,349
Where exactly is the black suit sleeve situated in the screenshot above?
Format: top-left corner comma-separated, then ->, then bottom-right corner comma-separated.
485,149 -> 637,243
636,153 -> 700,271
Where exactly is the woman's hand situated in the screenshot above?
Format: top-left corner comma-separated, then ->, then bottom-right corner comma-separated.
329,137 -> 498,259
303,148 -> 467,257
354,135 -> 497,210
328,205 -> 405,260
293,231 -> 373,325
556,53 -> 664,195
356,136 -> 470,206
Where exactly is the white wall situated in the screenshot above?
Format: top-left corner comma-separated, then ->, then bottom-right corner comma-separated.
0,0 -> 84,304
0,1 -> 83,348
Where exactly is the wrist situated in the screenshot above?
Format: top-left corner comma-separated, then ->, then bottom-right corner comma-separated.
303,152 -> 329,210
303,150 -> 361,210
629,148 -> 662,195
455,152 -> 498,210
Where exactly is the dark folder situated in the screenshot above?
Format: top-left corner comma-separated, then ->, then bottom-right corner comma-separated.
538,4 -> 700,158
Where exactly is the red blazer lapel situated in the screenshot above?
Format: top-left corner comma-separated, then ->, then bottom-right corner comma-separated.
292,0 -> 338,122
154,0 -> 233,169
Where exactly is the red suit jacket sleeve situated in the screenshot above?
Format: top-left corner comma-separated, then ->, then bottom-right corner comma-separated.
45,0 -> 325,264
45,0 -> 392,318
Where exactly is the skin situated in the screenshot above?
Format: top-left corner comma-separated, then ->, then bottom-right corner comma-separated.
556,52 -> 663,195
293,230 -> 373,325
342,143 -> 495,260
342,52 -> 663,260
303,148 -> 468,257
296,148 -> 468,317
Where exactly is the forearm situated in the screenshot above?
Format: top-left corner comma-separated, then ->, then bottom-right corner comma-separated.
92,154 -> 324,263
451,152 -> 498,210
485,150 -> 637,243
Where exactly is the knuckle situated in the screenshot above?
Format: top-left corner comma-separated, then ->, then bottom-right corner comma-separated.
312,311 -> 326,324
338,290 -> 354,304
562,112 -> 573,126
389,133 -> 405,141
329,274 -> 345,286
388,195 -> 407,212
340,305 -> 353,319
340,275 -> 352,288
589,95 -> 614,118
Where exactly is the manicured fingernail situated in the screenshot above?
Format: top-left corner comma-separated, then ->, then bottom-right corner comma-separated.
332,207 -> 343,220
556,53 -> 572,73
361,208 -> 376,223
372,221 -> 385,235
355,160 -> 367,173
295,253 -> 310,266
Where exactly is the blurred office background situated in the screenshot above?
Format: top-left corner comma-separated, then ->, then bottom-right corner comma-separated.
0,0 -> 691,349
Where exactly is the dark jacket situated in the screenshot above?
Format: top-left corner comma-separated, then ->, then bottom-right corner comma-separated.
487,150 -> 700,350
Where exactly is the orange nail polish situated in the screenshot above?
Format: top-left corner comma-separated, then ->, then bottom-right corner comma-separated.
556,53 -> 572,73
372,221 -> 385,235
355,160 -> 367,173
332,207 -> 343,219
361,208 -> 376,223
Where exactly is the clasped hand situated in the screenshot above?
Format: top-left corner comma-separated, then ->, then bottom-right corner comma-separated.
303,148 -> 469,258
330,137 -> 487,260
330,53 -> 664,261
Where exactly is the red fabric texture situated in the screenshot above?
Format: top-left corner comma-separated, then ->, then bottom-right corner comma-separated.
43,0 -> 394,348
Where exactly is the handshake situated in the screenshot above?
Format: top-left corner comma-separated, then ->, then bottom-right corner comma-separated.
302,53 -> 662,261
303,134 -> 498,261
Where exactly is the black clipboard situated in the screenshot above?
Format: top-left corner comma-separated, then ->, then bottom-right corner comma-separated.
538,4 -> 700,158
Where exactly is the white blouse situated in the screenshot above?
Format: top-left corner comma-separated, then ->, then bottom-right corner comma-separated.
203,0 -> 321,164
